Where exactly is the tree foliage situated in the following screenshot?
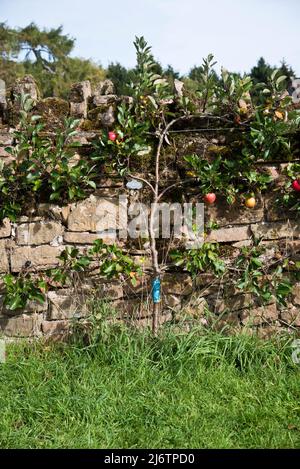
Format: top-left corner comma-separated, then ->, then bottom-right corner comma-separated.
0,22 -> 105,98
1,21 -> 298,103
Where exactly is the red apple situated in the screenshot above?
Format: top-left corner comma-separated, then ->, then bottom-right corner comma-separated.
204,193 -> 216,205
108,131 -> 117,142
292,180 -> 300,192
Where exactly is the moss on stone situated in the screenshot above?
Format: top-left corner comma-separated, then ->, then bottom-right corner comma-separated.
37,97 -> 69,116
79,119 -> 95,131
36,97 -> 69,130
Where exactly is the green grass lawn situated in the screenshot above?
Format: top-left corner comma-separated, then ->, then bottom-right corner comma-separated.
0,323 -> 300,448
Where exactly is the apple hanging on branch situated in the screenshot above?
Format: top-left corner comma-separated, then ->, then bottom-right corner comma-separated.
204,193 -> 216,205
292,180 -> 300,192
108,131 -> 117,142
245,196 -> 256,208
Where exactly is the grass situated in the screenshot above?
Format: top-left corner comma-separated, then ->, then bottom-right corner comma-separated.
0,319 -> 300,449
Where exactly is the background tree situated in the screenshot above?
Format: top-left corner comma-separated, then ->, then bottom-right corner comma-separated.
107,62 -> 133,95
250,57 -> 295,103
1,22 -> 297,102
0,22 -> 25,86
0,22 -> 106,98
23,56 -> 106,98
250,57 -> 295,86
250,57 -> 274,85
188,63 -> 219,83
107,57 -> 169,96
186,61 -> 220,97
278,59 -> 295,88
17,23 -> 74,73
163,64 -> 180,80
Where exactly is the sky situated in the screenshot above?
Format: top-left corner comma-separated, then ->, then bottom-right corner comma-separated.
1,0 -> 300,75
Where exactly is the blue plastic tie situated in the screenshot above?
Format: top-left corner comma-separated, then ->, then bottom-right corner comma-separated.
152,277 -> 161,303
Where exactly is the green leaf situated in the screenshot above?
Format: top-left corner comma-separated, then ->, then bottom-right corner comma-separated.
87,180 -> 97,189
147,95 -> 158,109
7,296 -> 23,310
276,75 -> 287,86
68,187 -> 75,199
34,292 -> 46,304
271,69 -> 279,81
31,115 -> 42,122
4,147 -> 14,155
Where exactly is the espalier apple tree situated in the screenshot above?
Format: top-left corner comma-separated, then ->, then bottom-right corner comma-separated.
97,37 -> 300,333
1,36 -> 300,333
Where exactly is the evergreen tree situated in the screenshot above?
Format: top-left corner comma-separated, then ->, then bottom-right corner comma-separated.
0,22 -> 105,97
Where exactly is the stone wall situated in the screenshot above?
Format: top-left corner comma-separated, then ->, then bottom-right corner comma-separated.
1,76 -> 300,339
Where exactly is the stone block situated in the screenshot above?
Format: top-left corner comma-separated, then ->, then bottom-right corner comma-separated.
291,283 -> 300,306
215,293 -> 252,313
69,80 -> 91,103
0,313 -> 41,337
254,325 -> 282,339
251,222 -> 300,240
91,94 -> 118,106
194,273 -> 216,287
214,311 -> 241,330
0,132 -> 13,145
0,218 -> 11,238
110,299 -> 150,319
179,296 -> 208,319
96,282 -> 124,300
240,303 -> 278,326
12,76 -> 39,103
37,203 -> 71,223
70,81 -> 92,118
280,306 -> 300,327
16,221 -> 64,245
11,245 -> 64,272
64,231 -> 114,245
206,225 -> 250,243
232,240 -> 252,248
42,320 -> 70,336
163,294 -> 182,311
67,195 -> 125,233
0,240 -> 9,273
47,289 -> 89,320
95,79 -> 115,95
162,273 -> 192,296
